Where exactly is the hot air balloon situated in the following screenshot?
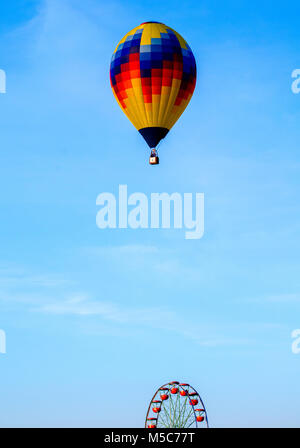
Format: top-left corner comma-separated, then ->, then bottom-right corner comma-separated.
110,21 -> 197,165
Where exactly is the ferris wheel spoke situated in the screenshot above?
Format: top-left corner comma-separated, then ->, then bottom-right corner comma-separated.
175,392 -> 182,427
160,403 -> 171,428
177,395 -> 188,427
168,394 -> 176,427
174,394 -> 184,427
163,398 -> 173,427
158,412 -> 169,428
181,406 -> 195,428
186,417 -> 196,428
172,392 -> 180,428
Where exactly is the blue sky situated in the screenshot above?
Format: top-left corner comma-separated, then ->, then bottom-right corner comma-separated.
0,0 -> 300,427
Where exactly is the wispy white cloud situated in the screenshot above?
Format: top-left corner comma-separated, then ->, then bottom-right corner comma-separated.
0,263 -> 66,287
84,244 -> 203,280
86,244 -> 159,257
35,295 -> 120,317
0,263 -> 69,306
264,294 -> 300,303
0,260 -> 289,348
0,271 -> 65,288
0,261 -> 248,347
245,294 -> 300,304
0,0 -> 123,120
32,291 -> 258,347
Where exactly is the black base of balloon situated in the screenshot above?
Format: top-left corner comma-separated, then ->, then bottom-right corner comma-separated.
139,127 -> 169,148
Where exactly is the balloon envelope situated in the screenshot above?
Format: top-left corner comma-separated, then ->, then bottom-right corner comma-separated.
110,22 -> 197,149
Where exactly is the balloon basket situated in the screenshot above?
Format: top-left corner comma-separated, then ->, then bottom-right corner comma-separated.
149,156 -> 159,165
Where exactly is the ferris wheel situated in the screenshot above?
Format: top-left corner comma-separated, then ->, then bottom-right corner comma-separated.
145,381 -> 209,428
